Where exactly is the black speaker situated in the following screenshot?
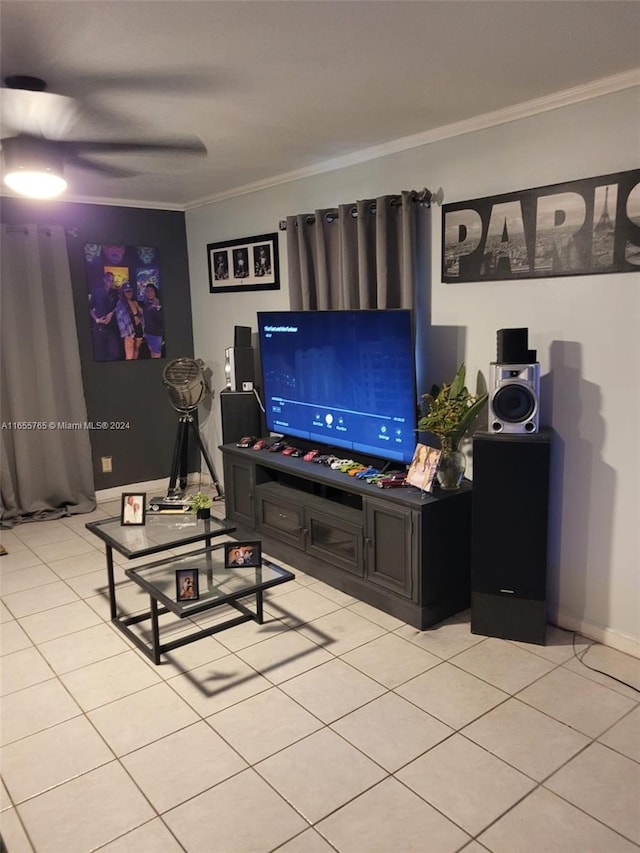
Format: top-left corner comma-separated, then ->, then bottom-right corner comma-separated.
220,391 -> 262,444
497,327 -> 537,364
224,347 -> 255,391
471,430 -> 551,644
234,325 -> 252,348
488,362 -> 540,434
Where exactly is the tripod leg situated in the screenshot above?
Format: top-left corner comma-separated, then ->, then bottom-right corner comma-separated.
188,418 -> 224,498
168,418 -> 187,495
179,418 -> 189,491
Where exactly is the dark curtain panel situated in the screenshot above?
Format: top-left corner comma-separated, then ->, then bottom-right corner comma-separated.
1,225 -> 95,525
286,191 -> 427,309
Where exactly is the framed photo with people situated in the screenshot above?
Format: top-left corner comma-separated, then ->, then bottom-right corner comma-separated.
84,242 -> 164,362
405,443 -> 442,493
224,541 -> 262,568
120,492 -> 146,526
175,567 -> 200,602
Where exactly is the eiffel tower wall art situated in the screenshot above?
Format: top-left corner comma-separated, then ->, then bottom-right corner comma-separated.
442,169 -> 640,283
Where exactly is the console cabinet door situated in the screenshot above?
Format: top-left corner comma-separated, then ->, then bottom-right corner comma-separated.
363,498 -> 417,599
306,508 -> 364,577
223,457 -> 256,527
256,491 -> 306,549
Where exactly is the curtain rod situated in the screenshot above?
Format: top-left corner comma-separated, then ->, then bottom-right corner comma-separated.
278,187 -> 441,231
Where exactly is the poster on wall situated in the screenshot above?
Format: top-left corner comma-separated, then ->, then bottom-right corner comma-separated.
207,232 -> 280,294
84,243 -> 164,361
442,169 -> 640,283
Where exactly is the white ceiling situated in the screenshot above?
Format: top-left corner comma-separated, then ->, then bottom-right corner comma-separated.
1,0 -> 639,210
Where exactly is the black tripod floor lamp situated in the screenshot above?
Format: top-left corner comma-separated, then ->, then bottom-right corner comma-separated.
163,358 -> 223,499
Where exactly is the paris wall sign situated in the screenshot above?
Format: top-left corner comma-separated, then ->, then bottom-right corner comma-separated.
442,169 -> 640,283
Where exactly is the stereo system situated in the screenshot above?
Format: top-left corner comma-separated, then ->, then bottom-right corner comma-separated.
221,325 -> 263,442
488,328 -> 540,434
224,326 -> 255,392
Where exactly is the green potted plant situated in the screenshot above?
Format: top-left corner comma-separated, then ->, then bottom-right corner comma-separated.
418,363 -> 488,490
189,491 -> 213,519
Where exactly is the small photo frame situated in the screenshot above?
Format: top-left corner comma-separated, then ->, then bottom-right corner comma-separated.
176,568 -> 200,602
406,443 -> 442,493
120,492 -> 146,526
224,541 -> 262,568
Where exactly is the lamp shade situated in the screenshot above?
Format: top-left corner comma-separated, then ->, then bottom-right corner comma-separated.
2,135 -> 67,198
163,358 -> 208,413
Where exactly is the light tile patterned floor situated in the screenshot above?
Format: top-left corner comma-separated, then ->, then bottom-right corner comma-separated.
1,501 -> 639,853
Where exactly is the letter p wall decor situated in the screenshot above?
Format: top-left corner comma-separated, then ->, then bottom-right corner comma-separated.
442,169 -> 640,283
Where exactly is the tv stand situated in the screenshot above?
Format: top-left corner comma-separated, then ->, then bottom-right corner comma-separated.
220,444 -> 472,629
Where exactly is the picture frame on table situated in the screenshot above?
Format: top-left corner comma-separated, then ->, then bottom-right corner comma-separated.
406,443 -> 442,493
120,492 -> 146,526
224,541 -> 262,568
207,233 -> 280,294
175,567 -> 200,602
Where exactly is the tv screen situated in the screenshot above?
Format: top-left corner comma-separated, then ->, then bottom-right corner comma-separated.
257,310 -> 417,464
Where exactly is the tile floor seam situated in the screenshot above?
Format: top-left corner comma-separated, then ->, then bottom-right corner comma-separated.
390,763 -> 530,846
89,815 -> 189,853
252,753 -> 390,833
3,803 -> 37,853
538,772 -> 640,849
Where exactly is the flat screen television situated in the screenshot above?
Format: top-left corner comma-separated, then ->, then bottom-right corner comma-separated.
257,309 -> 417,464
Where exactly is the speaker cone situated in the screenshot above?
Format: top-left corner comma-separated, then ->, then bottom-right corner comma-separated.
492,384 -> 536,423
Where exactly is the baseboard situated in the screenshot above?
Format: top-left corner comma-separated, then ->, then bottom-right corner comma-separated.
552,606 -> 639,659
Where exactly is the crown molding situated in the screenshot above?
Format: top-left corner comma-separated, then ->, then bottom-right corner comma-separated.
185,68 -> 640,211
0,189 -> 185,212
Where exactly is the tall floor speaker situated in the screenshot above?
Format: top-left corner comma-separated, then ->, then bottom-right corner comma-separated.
471,430 -> 551,644
220,391 -> 263,445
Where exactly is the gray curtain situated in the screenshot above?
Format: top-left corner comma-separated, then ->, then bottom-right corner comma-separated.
1,224 -> 96,525
286,191 -> 426,309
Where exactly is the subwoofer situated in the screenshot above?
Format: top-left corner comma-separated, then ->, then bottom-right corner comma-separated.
488,362 -> 540,434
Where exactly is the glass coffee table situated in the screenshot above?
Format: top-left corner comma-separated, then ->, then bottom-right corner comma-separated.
120,545 -> 295,663
86,513 -> 236,622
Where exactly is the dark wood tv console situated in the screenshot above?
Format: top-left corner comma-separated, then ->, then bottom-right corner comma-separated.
220,443 -> 472,630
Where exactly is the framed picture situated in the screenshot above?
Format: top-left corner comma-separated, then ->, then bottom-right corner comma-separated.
120,492 -> 146,526
405,444 -> 442,493
84,243 -> 164,362
224,541 -> 262,568
175,567 -> 200,602
207,233 -> 280,294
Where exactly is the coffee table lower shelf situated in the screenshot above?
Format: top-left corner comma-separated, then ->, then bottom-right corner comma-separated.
112,545 -> 295,665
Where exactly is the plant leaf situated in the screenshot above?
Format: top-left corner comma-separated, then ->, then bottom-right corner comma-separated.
451,393 -> 488,443
449,363 -> 467,400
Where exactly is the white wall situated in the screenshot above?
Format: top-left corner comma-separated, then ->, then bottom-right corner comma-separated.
186,87 -> 640,654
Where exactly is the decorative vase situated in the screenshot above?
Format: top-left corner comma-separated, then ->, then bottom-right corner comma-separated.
436,440 -> 466,491
196,507 -> 211,520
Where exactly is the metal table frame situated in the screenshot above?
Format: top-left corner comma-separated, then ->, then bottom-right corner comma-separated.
85,515 -> 294,664
120,546 -> 295,664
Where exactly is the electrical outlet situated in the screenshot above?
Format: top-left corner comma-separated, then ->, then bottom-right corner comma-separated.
101,456 -> 112,473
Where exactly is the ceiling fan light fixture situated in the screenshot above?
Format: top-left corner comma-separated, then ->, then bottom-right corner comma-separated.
4,168 -> 67,198
2,135 -> 67,198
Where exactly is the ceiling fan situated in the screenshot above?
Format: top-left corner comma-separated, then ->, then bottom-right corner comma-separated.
0,75 -> 207,198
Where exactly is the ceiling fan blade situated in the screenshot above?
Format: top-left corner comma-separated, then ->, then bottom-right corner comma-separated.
0,88 -> 78,140
59,137 -> 207,156
70,70 -> 215,97
64,153 -> 140,179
